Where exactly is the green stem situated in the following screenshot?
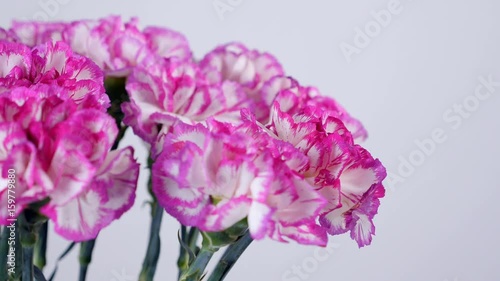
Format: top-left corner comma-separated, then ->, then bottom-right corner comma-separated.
19,212 -> 41,281
78,240 -> 96,281
22,246 -> 34,281
177,226 -> 187,277
207,231 -> 253,281
187,228 -> 200,249
34,221 -> 48,270
179,247 -> 216,281
0,227 -> 8,280
139,203 -> 164,281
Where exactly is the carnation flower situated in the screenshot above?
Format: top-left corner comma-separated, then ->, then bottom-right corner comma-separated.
0,40 -> 109,110
0,85 -> 139,241
41,146 -> 139,240
11,21 -> 65,46
0,15 -> 391,281
122,57 -> 249,146
261,75 -> 368,141
131,41 -> 386,247
0,27 -> 19,42
240,113 -> 328,245
200,43 -> 284,122
265,84 -> 386,247
11,16 -> 192,76
143,26 -> 191,63
152,120 -> 259,232
153,116 -> 329,246
318,147 -> 386,247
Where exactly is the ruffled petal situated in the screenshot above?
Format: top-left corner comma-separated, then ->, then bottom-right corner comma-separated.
153,119 -> 262,231
31,41 -> 109,109
11,21 -> 65,46
41,147 -> 139,241
319,147 -> 386,247
0,123 -> 53,224
143,26 -> 192,62
0,27 -> 19,43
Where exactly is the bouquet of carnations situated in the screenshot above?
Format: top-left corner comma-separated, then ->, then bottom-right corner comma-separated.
0,16 -> 386,281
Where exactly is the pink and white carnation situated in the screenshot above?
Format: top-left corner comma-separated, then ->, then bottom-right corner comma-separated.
200,43 -> 284,121
240,112 -> 328,245
264,84 -> 386,247
11,21 -> 65,46
0,85 -> 139,241
143,26 -> 191,64
135,42 -> 385,247
152,120 -> 260,232
0,40 -> 109,110
152,117 -> 329,245
0,27 -> 19,42
260,75 -> 368,141
122,57 -> 250,146
11,16 -> 192,76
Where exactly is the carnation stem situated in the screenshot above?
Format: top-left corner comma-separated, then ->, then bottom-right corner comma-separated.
19,211 -> 41,281
139,202 -> 164,281
34,221 -> 48,270
207,231 -> 253,281
0,227 -> 9,280
78,239 -> 96,281
179,247 -> 216,281
22,245 -> 34,281
187,227 -> 200,249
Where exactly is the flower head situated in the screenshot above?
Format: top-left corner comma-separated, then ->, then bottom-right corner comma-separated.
0,40 -> 109,110
145,43 -> 386,247
11,21 -> 65,46
265,84 -> 386,247
0,27 -> 19,42
153,116 -> 330,246
122,58 -> 249,145
11,16 -> 192,76
200,43 -> 284,121
0,86 -> 138,241
152,120 -> 258,232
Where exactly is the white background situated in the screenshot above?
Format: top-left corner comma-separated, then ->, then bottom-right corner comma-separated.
1,1 -> 500,280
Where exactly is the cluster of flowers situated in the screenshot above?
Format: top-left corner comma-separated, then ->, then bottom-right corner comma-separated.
0,16 -> 386,247
0,21 -> 146,241
123,40 -> 387,246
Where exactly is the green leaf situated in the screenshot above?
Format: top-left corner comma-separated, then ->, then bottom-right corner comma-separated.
177,229 -> 196,270
34,265 -> 47,281
179,247 -> 216,281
